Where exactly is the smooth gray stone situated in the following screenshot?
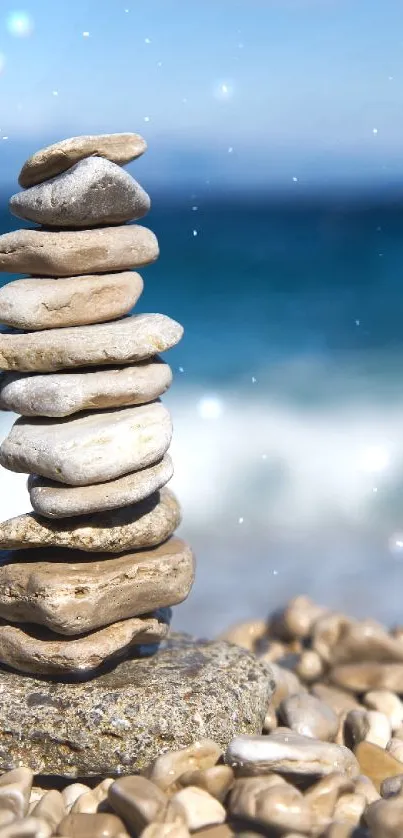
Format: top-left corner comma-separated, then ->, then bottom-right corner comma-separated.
0,314 -> 183,372
18,132 -> 147,187
0,635 -> 273,777
0,226 -> 158,277
0,360 -> 172,417
10,157 -> 150,228
0,402 -> 172,485
0,272 -> 143,331
28,455 -> 174,519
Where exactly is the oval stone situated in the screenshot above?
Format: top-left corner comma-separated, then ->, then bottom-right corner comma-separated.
0,488 -> 180,552
0,360 -> 172,417
0,402 -> 172,485
18,132 -> 147,188
0,272 -> 143,331
0,314 -> 183,373
0,537 -> 194,635
10,157 -> 150,228
28,456 -> 174,519
225,732 -> 359,779
0,226 -> 158,277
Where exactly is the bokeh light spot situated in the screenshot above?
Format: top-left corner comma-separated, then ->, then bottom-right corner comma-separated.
6,11 -> 33,37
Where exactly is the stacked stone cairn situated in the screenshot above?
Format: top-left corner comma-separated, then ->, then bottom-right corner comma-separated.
0,132 -> 195,677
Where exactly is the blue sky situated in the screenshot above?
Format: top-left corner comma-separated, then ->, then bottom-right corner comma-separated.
1,0 -> 403,190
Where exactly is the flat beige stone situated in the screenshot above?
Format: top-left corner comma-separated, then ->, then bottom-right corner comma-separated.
0,226 -> 158,277
0,488 -> 180,552
18,132 -> 147,188
0,611 -> 170,676
0,272 -> 143,331
28,455 -> 174,519
11,157 -> 150,228
0,314 -> 182,372
0,402 -> 172,485
0,537 -> 194,635
0,359 -> 172,417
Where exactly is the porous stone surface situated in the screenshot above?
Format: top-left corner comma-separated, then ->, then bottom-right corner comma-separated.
0,635 -> 273,777
10,157 -> 150,228
18,132 -> 147,187
0,314 -> 182,372
0,359 -> 172,418
0,610 -> 170,676
0,402 -> 172,485
0,537 -> 194,635
28,456 -> 173,519
0,226 -> 158,276
0,272 -> 143,331
0,488 -> 180,552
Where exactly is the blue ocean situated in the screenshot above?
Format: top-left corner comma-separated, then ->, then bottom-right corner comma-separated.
2,195 -> 403,635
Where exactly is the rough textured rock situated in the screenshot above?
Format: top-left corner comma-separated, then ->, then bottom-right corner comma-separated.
225,732 -> 360,779
0,488 -> 180,552
0,402 -> 172,485
0,634 -> 274,777
28,456 -> 174,519
11,157 -> 150,228
0,359 -> 172,418
0,537 -> 194,635
0,611 -> 170,676
18,132 -> 147,188
0,272 -> 143,331
0,226 -> 158,277
0,314 -> 182,373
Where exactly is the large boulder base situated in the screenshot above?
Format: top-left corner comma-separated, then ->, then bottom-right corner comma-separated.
0,634 -> 274,777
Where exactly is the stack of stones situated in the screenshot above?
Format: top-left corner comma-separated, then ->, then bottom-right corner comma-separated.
0,132 -> 195,678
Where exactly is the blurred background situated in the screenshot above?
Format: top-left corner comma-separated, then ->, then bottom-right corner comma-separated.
1,0 -> 403,635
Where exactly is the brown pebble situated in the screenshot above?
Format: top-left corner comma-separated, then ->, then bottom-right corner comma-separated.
304,773 -> 354,828
229,776 -> 312,834
311,684 -> 360,716
140,824 -> 190,838
295,649 -> 324,683
146,740 -> 222,792
0,817 -> 52,838
366,796 -> 403,838
192,828 -> 234,838
57,812 -> 128,837
177,767 -> 234,802
364,690 -> 403,732
108,776 -> 182,834
31,790 -> 66,831
279,692 -> 339,741
333,791 -> 366,825
355,740 -> 403,792
71,779 -> 114,814
270,663 -> 305,709
343,710 -> 370,750
0,768 -> 33,820
61,784 -> 91,812
354,773 -> 380,805
219,620 -> 267,651
172,787 -> 225,831
269,596 -> 327,641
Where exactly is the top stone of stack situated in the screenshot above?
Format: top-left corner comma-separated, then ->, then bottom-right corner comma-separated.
18,132 -> 147,187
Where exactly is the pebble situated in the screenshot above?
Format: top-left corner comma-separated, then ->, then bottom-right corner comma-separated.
330,662 -> 403,693
269,662 -> 305,709
18,132 -> 147,187
0,769 -> 33,819
332,791 -> 366,825
147,741 -> 222,791
0,225 -> 158,277
108,776 -> 179,833
219,620 -> 268,652
343,710 -> 371,750
355,741 -> 403,791
279,693 -> 339,741
386,737 -> 403,762
0,312 -> 182,373
366,796 -> 403,838
0,401 -> 173,486
71,779 -> 114,814
0,818 -> 52,838
315,615 -> 403,666
0,360 -> 172,418
311,684 -> 360,716
381,774 -> 403,798
0,610 -> 170,675
304,773 -> 355,827
364,690 -> 403,732
30,791 -> 66,832
224,732 -> 359,779
177,767 -> 234,802
0,488 -> 180,552
10,157 -> 150,228
141,825 -> 190,838
0,272 -> 143,331
0,636 -> 272,776
270,595 -> 327,640
173,787 -> 225,831
0,537 -> 193,635
295,649 -> 325,683
28,455 -> 173,520
354,774 -> 380,805
56,812 -> 129,837
228,776 -> 312,834
61,784 -> 91,812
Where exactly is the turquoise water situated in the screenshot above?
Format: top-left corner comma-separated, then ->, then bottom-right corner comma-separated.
2,196 -> 403,633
